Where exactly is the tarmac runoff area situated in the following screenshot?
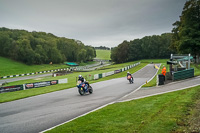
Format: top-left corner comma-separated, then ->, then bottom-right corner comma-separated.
118,75 -> 200,102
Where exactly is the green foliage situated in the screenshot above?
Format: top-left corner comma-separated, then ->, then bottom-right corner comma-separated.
111,33 -> 173,63
171,0 -> 200,62
0,27 -> 96,64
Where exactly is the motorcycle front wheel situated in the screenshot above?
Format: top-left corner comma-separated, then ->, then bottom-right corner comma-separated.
78,87 -> 85,95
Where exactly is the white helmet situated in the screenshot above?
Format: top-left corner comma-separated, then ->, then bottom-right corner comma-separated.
79,75 -> 82,78
127,71 -> 130,74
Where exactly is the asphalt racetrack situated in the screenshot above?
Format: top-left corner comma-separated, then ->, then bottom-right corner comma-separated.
0,64 -> 159,133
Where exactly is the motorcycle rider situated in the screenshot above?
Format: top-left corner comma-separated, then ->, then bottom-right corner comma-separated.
127,72 -> 133,82
78,75 -> 88,92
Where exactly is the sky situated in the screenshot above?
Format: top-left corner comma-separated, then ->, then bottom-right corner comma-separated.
0,0 -> 186,47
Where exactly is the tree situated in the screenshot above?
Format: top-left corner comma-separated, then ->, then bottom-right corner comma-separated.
0,27 -> 96,64
117,41 -> 129,63
77,49 -> 87,63
171,0 -> 200,62
85,46 -> 95,61
111,47 -> 118,63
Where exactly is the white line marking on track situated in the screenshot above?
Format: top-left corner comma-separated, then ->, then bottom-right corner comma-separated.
39,102 -> 115,133
117,83 -> 200,103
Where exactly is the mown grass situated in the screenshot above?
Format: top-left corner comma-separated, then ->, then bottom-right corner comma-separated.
0,56 -> 68,77
191,63 -> 200,76
46,85 -> 200,133
95,49 -> 111,60
0,62 -> 147,103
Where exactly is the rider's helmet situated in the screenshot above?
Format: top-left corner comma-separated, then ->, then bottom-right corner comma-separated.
127,71 -> 130,74
79,75 -> 82,78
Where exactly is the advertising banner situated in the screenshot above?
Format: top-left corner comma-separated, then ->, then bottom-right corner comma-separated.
25,80 -> 58,89
0,85 -> 23,93
114,69 -> 121,74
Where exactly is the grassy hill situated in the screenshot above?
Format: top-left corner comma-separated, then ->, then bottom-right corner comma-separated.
95,49 -> 111,60
0,56 -> 67,77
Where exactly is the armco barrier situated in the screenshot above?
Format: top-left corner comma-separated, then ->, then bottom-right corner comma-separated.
0,68 -> 69,79
0,85 -> 23,93
0,78 -> 68,93
94,74 -> 99,80
93,62 -> 140,80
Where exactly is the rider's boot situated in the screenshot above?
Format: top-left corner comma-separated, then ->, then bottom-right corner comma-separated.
85,84 -> 88,92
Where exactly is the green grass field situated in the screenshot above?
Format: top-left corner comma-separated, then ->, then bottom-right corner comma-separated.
46,85 -> 200,133
95,49 -> 111,60
0,56 -> 68,77
0,49 -> 111,77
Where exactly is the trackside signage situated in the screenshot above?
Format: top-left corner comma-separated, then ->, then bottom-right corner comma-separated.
0,80 -> 59,93
25,80 -> 58,89
0,85 -> 23,93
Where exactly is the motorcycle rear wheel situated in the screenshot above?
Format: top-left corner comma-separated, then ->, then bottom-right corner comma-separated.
129,79 -> 133,84
88,86 -> 93,94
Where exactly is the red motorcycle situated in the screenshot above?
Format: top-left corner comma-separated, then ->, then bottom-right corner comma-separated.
127,75 -> 134,84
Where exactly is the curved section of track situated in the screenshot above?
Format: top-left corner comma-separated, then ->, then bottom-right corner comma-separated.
0,64 -> 159,133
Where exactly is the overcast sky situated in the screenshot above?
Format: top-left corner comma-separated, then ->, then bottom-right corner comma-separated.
0,0 -> 186,47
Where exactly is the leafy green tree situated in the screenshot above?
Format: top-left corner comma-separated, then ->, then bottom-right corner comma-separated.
111,47 -> 118,63
128,39 -> 143,61
0,32 -> 12,56
17,39 -> 35,65
0,27 -> 96,64
34,45 -> 48,64
111,34 -> 173,63
171,0 -> 200,62
85,46 -> 95,60
117,41 -> 129,63
77,49 -> 87,63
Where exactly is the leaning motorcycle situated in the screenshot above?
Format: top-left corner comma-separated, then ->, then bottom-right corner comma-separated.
127,75 -> 134,84
77,80 -> 93,95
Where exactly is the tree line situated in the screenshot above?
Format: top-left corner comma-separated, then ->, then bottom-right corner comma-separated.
111,0 -> 200,64
111,33 -> 173,63
0,27 -> 96,65
94,46 -> 110,50
170,0 -> 200,63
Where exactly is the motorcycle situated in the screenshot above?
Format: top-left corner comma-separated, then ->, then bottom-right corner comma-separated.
127,75 -> 134,84
77,80 -> 93,95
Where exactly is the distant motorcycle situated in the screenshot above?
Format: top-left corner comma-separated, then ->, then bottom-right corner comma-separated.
77,80 -> 93,95
127,75 -> 134,84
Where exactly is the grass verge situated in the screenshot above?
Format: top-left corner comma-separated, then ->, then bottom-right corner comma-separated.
0,56 -> 68,77
46,85 -> 200,133
0,62 -> 147,103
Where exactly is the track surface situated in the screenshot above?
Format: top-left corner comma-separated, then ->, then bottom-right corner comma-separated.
0,64 -> 159,133
0,73 -> 52,85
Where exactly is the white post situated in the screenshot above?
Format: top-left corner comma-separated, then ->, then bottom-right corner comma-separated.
188,54 -> 190,69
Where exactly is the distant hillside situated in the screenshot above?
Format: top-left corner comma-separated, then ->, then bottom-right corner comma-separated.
0,56 -> 67,77
0,27 -> 96,65
95,49 -> 111,60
